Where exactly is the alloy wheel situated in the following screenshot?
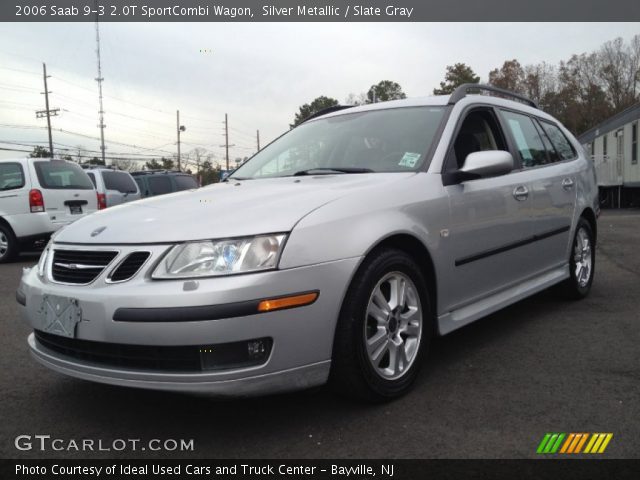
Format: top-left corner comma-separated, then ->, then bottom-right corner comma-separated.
574,227 -> 592,287
364,272 -> 423,380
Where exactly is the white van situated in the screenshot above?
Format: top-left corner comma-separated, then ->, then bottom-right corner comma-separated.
0,157 -> 97,262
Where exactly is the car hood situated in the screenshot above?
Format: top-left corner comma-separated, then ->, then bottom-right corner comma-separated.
54,173 -> 415,244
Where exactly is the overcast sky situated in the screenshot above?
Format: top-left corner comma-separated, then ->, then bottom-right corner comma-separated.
1,22 -> 639,167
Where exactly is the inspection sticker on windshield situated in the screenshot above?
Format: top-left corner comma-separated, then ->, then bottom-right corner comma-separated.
398,152 -> 421,168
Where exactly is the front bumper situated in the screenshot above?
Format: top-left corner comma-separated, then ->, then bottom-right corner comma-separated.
19,253 -> 361,395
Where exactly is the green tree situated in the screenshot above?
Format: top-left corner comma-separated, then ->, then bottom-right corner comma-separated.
29,146 -> 50,158
144,157 -> 174,170
161,157 -> 175,170
291,96 -> 339,128
366,80 -> 407,103
433,63 -> 480,95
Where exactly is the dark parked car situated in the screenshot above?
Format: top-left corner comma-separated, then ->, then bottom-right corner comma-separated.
131,170 -> 199,198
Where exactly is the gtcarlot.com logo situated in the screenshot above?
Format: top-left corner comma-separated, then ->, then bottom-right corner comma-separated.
537,433 -> 613,454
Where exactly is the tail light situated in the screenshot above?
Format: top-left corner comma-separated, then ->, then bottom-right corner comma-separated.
97,193 -> 107,210
29,189 -> 45,213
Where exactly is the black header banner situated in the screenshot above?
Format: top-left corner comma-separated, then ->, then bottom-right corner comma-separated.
3,0 -> 640,22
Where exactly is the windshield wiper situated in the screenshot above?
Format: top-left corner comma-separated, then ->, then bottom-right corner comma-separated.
292,167 -> 373,176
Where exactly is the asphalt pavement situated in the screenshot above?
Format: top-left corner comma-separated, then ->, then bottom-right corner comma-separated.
1,210 -> 638,459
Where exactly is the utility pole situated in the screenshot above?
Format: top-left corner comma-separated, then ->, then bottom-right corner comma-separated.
36,63 -> 59,159
256,129 -> 260,152
95,8 -> 107,165
176,110 -> 186,172
220,113 -> 235,171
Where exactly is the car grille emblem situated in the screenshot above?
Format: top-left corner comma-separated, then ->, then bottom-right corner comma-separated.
91,226 -> 107,237
54,263 -> 106,270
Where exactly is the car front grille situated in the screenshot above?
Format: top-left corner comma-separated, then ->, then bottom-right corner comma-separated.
34,330 -> 201,371
34,330 -> 273,372
108,251 -> 151,282
51,249 -> 118,284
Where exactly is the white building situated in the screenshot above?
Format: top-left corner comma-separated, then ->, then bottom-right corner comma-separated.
578,103 -> 639,207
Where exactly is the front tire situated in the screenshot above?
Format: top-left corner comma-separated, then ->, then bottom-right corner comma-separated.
0,224 -> 17,264
329,248 -> 432,402
557,218 -> 595,299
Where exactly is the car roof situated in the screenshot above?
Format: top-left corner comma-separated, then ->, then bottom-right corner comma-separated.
311,91 -> 557,124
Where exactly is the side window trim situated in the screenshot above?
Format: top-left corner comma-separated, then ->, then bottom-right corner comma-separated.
492,106 -> 524,171
531,118 -> 554,164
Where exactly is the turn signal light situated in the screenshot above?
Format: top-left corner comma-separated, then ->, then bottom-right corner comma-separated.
257,292 -> 318,312
29,189 -> 44,213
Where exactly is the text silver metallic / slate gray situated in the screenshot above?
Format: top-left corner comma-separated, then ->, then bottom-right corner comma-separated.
17,84 -> 599,401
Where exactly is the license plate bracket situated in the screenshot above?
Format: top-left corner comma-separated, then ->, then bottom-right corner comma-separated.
36,295 -> 82,338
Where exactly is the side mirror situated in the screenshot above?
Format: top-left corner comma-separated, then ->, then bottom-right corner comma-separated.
459,150 -> 513,179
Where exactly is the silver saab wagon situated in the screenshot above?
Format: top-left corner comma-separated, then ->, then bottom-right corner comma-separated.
17,85 -> 598,401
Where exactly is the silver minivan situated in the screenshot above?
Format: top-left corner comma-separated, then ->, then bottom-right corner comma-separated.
18,85 -> 599,401
84,167 -> 141,209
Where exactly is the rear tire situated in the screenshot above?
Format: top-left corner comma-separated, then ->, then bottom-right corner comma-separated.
557,218 -> 595,299
329,248 -> 432,402
0,224 -> 17,264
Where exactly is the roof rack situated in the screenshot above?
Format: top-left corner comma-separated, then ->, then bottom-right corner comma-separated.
301,105 -> 354,124
80,164 -> 117,170
130,170 -> 183,176
448,83 -> 538,109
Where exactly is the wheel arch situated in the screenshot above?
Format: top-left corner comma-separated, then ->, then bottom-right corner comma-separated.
0,216 -> 16,236
364,233 -> 438,322
580,207 -> 597,244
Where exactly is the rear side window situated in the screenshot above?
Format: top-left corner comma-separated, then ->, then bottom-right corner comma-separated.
86,172 -> 97,187
148,176 -> 172,195
174,175 -> 198,191
501,110 -> 548,168
103,171 -> 138,193
134,177 -> 145,193
538,121 -> 577,161
0,163 -> 25,191
33,161 -> 94,190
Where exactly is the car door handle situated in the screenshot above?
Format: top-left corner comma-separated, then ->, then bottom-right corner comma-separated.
561,177 -> 575,190
513,185 -> 529,201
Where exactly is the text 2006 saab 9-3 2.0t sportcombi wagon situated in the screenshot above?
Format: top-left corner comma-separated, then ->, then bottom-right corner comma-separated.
17,85 -> 598,401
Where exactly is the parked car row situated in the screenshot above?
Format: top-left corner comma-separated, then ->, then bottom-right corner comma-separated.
0,159 -> 198,262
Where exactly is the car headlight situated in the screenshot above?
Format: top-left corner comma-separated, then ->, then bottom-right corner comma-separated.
152,234 -> 287,279
37,241 -> 52,277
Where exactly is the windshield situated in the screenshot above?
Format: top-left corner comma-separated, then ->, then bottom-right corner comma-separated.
230,106 -> 446,180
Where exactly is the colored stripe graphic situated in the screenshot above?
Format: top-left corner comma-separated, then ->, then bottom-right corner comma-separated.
537,433 -> 613,454
574,433 -> 589,453
585,433 -> 614,453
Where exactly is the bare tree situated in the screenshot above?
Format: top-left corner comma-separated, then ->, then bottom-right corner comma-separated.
112,159 -> 137,172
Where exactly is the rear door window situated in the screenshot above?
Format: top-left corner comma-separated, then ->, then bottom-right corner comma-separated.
538,120 -> 577,161
103,171 -> 138,193
0,163 -> 25,191
86,172 -> 97,188
500,110 -> 548,168
33,161 -> 94,189
148,176 -> 172,195
174,175 -> 198,191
